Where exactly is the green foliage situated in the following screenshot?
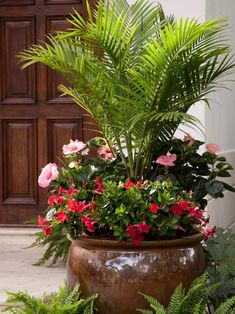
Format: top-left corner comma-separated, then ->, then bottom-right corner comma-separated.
151,138 -> 234,208
37,140 -> 210,245
203,227 -> 235,308
138,273 -> 235,314
30,229 -> 70,266
3,284 -> 97,314
18,0 -> 235,179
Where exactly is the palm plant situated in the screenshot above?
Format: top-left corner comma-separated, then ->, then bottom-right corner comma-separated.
19,0 -> 235,179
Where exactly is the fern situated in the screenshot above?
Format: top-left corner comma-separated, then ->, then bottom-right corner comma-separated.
30,229 -> 70,266
3,284 -> 97,314
215,296 -> 235,314
138,293 -> 167,314
139,272 -> 235,314
167,284 -> 185,314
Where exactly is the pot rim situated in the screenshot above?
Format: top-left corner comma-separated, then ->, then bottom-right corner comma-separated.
71,233 -> 204,250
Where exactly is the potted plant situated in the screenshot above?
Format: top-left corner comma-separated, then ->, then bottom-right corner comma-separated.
19,0 -> 235,313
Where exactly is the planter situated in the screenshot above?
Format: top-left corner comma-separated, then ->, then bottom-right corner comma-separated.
67,234 -> 205,314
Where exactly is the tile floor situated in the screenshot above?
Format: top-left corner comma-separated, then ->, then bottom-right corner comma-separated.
0,228 -> 66,313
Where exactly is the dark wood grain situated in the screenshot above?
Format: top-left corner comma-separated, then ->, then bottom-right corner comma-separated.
0,0 -> 97,224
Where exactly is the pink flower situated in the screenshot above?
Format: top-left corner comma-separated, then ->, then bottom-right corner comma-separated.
149,203 -> 159,213
62,139 -> 87,155
184,134 -> 195,146
42,225 -> 52,237
98,146 -> 114,161
125,178 -> 135,190
155,153 -> 177,167
38,163 -> 59,188
81,215 -> 96,232
38,216 -> 48,226
206,143 -> 221,154
56,211 -> 69,223
202,226 -> 217,240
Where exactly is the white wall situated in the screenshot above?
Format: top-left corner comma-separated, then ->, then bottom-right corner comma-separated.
160,0 -> 205,20
205,0 -> 235,231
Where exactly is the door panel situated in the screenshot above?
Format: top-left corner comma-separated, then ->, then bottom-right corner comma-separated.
0,0 -> 96,224
3,119 -> 37,205
1,17 -> 36,104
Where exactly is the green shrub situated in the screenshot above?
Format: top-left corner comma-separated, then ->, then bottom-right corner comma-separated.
203,227 -> 235,308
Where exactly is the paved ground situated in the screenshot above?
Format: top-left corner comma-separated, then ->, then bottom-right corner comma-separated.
0,228 -> 66,313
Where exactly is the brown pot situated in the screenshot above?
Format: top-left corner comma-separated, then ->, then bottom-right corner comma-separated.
67,234 -> 205,314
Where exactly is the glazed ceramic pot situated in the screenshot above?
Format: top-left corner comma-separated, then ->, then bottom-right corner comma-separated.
67,234 -> 205,314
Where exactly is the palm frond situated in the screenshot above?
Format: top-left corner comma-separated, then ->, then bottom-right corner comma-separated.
18,0 -> 235,179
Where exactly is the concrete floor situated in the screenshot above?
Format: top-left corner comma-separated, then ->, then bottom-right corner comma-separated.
0,228 -> 66,312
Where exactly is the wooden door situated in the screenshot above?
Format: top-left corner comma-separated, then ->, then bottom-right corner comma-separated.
0,0 -> 96,225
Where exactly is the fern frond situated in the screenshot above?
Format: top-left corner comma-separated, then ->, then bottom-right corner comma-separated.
140,293 -> 166,314
167,284 -> 185,314
215,296 -> 235,314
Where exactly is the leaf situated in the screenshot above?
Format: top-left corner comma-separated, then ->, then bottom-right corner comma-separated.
216,170 -> 231,177
205,180 -> 224,197
222,182 -> 235,192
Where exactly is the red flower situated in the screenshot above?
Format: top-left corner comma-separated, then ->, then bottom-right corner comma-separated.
56,211 -> 69,223
68,199 -> 80,212
126,225 -> 136,237
136,180 -> 142,187
94,176 -> 104,194
68,199 -> 89,213
58,186 -> 67,194
42,225 -> 52,237
202,226 -> 217,240
187,206 -> 203,219
170,201 -> 191,216
170,204 -> 184,215
125,178 -> 135,190
136,223 -> 151,234
149,203 -> 159,213
127,223 -> 150,245
132,234 -> 144,245
38,216 -> 48,226
67,185 -> 79,196
81,215 -> 96,232
48,194 -> 64,206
